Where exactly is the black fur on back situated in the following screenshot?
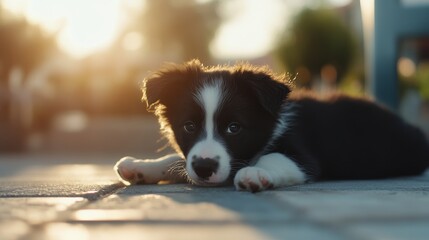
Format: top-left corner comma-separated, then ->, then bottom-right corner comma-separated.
277,91 -> 429,180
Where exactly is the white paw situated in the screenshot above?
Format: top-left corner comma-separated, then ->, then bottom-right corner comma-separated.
114,156 -> 148,185
234,167 -> 274,192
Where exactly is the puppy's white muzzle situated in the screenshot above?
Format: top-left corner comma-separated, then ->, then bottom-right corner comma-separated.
186,139 -> 231,184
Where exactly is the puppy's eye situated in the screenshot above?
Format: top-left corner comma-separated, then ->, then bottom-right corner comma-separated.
226,122 -> 241,135
184,121 -> 196,133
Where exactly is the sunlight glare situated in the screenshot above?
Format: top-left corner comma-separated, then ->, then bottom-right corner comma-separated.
46,223 -> 90,240
210,0 -> 290,59
73,209 -> 144,221
122,31 -> 144,51
2,0 -> 126,58
52,111 -> 88,132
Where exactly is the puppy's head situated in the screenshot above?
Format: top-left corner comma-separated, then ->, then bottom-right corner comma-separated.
143,60 -> 290,185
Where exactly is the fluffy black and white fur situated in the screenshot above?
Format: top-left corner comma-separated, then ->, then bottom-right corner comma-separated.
114,60 -> 429,192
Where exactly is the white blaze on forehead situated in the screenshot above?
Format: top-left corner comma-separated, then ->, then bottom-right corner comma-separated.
195,81 -> 223,139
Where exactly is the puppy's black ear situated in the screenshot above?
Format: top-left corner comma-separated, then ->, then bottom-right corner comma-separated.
143,71 -> 180,112
235,66 -> 291,116
142,60 -> 203,112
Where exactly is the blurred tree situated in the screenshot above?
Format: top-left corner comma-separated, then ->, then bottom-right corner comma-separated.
275,8 -> 356,87
0,9 -> 57,151
0,12 -> 57,83
138,0 -> 221,64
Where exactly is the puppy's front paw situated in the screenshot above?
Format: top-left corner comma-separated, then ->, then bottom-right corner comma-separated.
114,156 -> 147,185
234,167 -> 274,193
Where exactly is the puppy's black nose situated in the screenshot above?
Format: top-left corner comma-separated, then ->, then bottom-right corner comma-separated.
192,157 -> 219,179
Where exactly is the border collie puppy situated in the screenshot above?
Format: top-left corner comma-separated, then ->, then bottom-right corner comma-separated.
114,60 -> 429,192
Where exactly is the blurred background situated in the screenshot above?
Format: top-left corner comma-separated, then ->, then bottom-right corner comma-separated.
0,0 -> 428,158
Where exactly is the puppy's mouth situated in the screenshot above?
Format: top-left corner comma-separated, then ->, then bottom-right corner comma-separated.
186,167 -> 232,186
189,177 -> 231,187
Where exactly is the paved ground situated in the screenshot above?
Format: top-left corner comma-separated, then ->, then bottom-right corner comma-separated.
1,116 -> 429,240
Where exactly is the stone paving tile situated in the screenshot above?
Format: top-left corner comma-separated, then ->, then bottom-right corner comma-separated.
281,176 -> 429,192
0,197 -> 87,240
0,181 -> 121,199
117,184 -> 235,194
0,163 -> 117,182
264,190 -> 429,223
346,220 -> 429,240
0,162 -> 122,199
71,194 -> 242,222
0,220 -> 30,240
55,185 -> 352,240
71,189 -> 292,223
30,222 -> 346,240
0,197 -> 86,224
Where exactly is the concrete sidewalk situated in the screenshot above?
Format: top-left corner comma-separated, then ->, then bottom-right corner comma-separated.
1,154 -> 429,240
